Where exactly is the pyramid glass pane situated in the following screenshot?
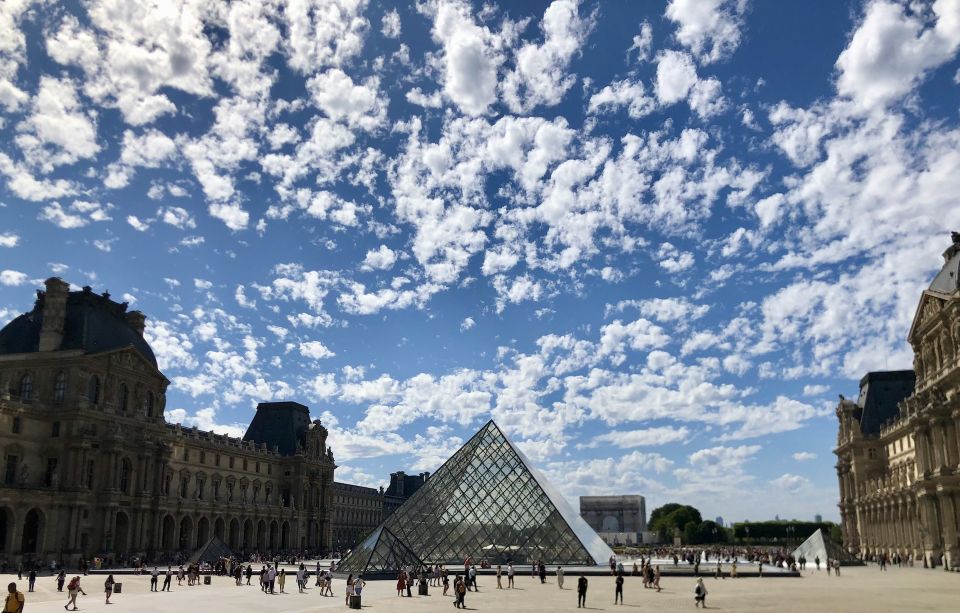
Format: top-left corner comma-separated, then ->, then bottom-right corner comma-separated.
337,421 -> 614,573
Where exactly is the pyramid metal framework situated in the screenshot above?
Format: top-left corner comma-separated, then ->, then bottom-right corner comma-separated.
188,536 -> 234,566
791,529 -> 862,566
337,420 -> 614,575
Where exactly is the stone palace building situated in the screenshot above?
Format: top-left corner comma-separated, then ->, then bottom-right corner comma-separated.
836,233 -> 960,568
0,279 -> 336,565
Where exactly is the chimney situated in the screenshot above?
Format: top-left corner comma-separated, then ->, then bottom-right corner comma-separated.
38,277 -> 70,352
126,310 -> 146,336
945,231 -> 960,263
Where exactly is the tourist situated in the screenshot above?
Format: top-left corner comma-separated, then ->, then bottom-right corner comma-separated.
496,565 -> 502,589
162,567 -> 172,592
279,568 -> 287,593
507,562 -> 515,588
454,575 -> 467,609
324,570 -> 335,597
103,575 -> 114,605
730,561 -> 737,579
150,566 -> 159,592
815,556 -> 820,571
65,577 -> 85,610
538,561 -> 546,584
614,572 -> 624,605
177,566 -> 185,586
715,561 -> 722,579
833,560 -> 841,576
345,574 -> 354,606
315,561 -> 322,587
757,561 -> 763,578
577,574 -> 588,608
396,571 -> 406,597
26,571 -> 35,594
694,577 -> 707,608
557,565 -> 564,589
55,570 -> 66,592
468,565 -> 478,591
245,565 -> 252,585
442,570 -> 450,596
654,566 -> 662,592
5,582 -> 24,613
609,555 -> 616,575
353,576 -> 365,600
268,565 -> 277,594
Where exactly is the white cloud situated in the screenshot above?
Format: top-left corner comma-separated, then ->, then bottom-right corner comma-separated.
382,9 -> 401,38
665,0 -> 747,64
360,245 -> 398,271
655,50 -> 699,104
502,0 -> 591,113
836,0 -> 960,111
771,472 -> 811,494
307,68 -> 386,130
460,317 -> 475,332
802,384 -> 829,397
126,215 -> 150,231
208,202 -> 249,230
38,200 -> 113,229
299,340 -> 335,360
194,278 -> 212,290
430,0 -> 503,115
15,76 -> 100,171
627,21 -> 653,62
792,451 -> 817,462
588,79 -> 655,119
585,426 -> 690,449
0,233 -> 19,247
0,270 -> 28,286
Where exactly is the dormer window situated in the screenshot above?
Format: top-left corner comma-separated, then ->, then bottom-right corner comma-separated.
53,371 -> 66,403
19,374 -> 33,402
119,383 -> 129,412
88,376 -> 100,405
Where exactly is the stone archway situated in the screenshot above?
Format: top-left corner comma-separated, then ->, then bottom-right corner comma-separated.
114,511 -> 130,555
0,507 -> 11,554
229,519 -> 240,550
161,515 -> 175,552
214,517 -> 225,541
256,520 -> 266,551
196,517 -> 210,548
269,521 -> 278,552
21,509 -> 43,554
281,521 -> 290,550
178,516 -> 193,551
242,519 -> 253,550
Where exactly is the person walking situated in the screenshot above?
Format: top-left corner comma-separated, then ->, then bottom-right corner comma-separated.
468,565 -> 477,592
26,571 -> 35,594
654,565 -> 662,592
454,575 -> 467,609
245,565 -> 252,586
495,565 -> 502,589
557,565 -> 564,589
64,577 -> 85,610
150,567 -> 159,592
162,567 -> 172,592
507,562 -> 515,589
56,571 -> 66,592
103,575 -> 115,605
538,561 -> 546,584
344,574 -> 354,607
279,568 -> 288,593
396,571 -> 406,597
442,570 -> 449,596
694,577 -> 707,608
815,556 -> 820,571
614,573 -> 624,605
577,574 -> 588,608
5,583 -> 24,613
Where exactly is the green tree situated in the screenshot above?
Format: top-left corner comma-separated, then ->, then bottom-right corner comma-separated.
649,503 -> 703,541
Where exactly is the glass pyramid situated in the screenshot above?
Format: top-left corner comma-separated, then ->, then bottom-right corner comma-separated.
337,420 -> 614,575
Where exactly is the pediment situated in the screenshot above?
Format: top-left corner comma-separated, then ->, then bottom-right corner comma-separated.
908,291 -> 950,342
90,346 -> 170,382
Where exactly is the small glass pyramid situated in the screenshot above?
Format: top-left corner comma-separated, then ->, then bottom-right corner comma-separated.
337,420 -> 614,575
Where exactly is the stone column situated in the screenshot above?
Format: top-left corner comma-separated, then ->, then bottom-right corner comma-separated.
940,492 -> 958,569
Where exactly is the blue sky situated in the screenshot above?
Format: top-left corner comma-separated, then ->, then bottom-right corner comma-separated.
2,0 -> 960,523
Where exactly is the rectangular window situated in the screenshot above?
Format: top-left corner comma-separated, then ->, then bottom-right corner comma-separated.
86,461 -> 95,488
268,464 -> 272,475
4,455 -> 17,485
12,417 -> 21,434
216,454 -> 221,467
45,458 -> 58,487
256,461 -> 260,473
200,451 -> 206,464
229,457 -> 235,469
180,477 -> 189,498
52,421 -> 61,438
183,449 -> 190,462
243,459 -> 248,471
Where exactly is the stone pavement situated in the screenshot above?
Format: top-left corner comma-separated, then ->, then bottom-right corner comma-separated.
4,565 -> 957,612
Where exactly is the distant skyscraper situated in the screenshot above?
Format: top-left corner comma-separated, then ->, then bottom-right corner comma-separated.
815,514 -> 823,523
715,516 -> 724,527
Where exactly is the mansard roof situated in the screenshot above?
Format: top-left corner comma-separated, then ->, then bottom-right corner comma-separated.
856,370 -> 915,436
242,401 -> 312,456
0,286 -> 157,366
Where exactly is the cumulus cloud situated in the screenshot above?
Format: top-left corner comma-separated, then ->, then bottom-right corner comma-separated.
299,340 -> 336,360
0,233 -> 19,248
665,0 -> 747,64
361,245 -> 398,271
0,270 -> 29,286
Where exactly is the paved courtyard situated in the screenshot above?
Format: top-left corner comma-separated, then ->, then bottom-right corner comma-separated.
5,566 -> 957,612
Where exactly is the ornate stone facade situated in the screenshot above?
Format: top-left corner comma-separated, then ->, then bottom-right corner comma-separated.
836,235 -> 960,568
331,482 -> 384,552
0,279 -> 336,565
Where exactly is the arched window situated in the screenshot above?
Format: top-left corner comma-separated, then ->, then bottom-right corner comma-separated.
88,376 -> 100,405
19,374 -> 33,401
142,392 -> 153,417
119,383 -> 128,412
119,458 -> 132,494
53,371 -> 66,403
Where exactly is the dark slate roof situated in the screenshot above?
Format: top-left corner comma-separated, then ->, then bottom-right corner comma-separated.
242,401 -> 312,456
856,370 -> 915,436
929,245 -> 960,294
0,287 -> 157,367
